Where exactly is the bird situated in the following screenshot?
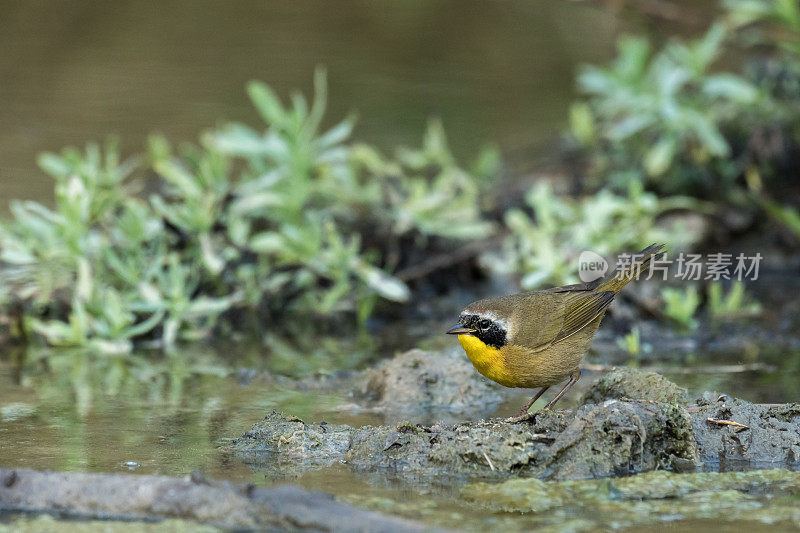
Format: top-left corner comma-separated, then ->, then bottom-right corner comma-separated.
447,244 -> 664,422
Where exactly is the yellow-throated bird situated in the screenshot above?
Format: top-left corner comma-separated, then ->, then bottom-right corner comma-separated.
447,244 -> 663,421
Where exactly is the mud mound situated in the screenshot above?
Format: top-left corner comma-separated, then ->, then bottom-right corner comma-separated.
691,397 -> 800,466
581,367 -> 687,405
357,349 -> 504,417
232,399 -> 696,481
233,369 -> 800,482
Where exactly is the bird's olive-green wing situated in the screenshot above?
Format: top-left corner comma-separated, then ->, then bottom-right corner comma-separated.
547,279 -> 602,293
529,290 -> 615,352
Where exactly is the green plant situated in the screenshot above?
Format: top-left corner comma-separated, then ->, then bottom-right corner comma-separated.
707,281 -> 762,320
0,142 -> 209,354
761,198 -> 800,238
661,286 -> 701,331
725,0 -> 800,59
617,326 -> 642,357
0,71 -> 496,352
485,181 -> 701,289
572,9 -> 800,199
572,25 -> 766,195
569,4 -> 800,244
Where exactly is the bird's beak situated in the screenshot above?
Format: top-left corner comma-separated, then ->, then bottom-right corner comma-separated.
446,324 -> 475,335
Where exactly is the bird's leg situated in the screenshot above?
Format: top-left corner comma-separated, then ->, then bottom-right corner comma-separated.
504,386 -> 549,423
543,369 -> 582,410
517,387 -> 549,417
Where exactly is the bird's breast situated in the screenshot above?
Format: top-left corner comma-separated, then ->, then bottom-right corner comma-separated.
457,334 -> 518,388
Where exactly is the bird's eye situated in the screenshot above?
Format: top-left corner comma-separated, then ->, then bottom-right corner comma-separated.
479,319 -> 491,329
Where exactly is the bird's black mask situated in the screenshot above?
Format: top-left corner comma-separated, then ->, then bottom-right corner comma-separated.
460,314 -> 508,348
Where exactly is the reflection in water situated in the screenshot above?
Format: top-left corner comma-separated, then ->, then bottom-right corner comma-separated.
1,341 -> 798,478
0,344 -> 359,480
1,341 -> 798,529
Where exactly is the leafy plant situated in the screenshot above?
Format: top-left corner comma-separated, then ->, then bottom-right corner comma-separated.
725,0 -> 800,59
571,24 -> 770,197
485,181 -> 701,289
571,4 -> 800,202
0,71 -> 495,352
661,286 -> 701,331
617,326 -> 642,357
707,281 -> 762,320
569,3 -> 800,245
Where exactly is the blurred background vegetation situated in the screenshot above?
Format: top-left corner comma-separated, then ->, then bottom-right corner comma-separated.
2,0 -> 797,353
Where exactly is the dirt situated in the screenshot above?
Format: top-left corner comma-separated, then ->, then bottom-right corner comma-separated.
690,395 -> 800,467
581,367 -> 688,404
355,348 -> 504,419
233,378 -> 697,481
232,367 -> 800,482
0,468 -> 443,531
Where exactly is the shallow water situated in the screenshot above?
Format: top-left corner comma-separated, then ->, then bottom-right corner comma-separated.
1,341 -> 799,529
1,345 -> 796,478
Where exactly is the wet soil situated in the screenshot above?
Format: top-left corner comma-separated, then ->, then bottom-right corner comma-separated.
2,349 -> 799,531
355,348 -> 504,420
231,367 -> 800,483
691,396 -> 800,467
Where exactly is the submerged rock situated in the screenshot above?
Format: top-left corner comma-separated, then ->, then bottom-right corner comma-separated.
0,468 -> 438,531
235,413 -> 354,473
461,469 -> 800,529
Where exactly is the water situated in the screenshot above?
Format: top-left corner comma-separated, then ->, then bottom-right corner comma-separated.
1,343 -> 795,476
1,343 -> 797,530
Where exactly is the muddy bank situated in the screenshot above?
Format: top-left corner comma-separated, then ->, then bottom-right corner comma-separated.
231,368 -> 800,482
691,395 -> 800,466
233,402 -> 694,481
0,468 -> 442,531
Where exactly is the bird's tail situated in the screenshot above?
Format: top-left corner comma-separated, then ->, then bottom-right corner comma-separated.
597,243 -> 665,293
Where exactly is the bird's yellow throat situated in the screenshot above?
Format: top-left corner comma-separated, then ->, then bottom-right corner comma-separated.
458,334 -> 515,387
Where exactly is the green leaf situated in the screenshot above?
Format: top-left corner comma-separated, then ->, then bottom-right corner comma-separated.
351,259 -> 410,302
228,192 -> 284,217
702,75 -> 759,102
153,160 -> 202,198
248,232 -> 285,254
185,296 -> 235,318
247,80 -> 287,128
37,153 -> 72,179
569,103 -> 596,144
644,136 -> 678,176
316,118 -> 355,150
